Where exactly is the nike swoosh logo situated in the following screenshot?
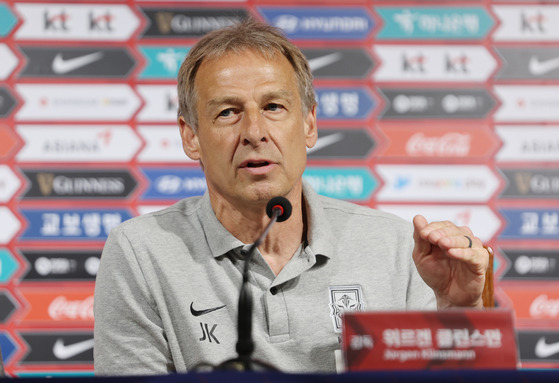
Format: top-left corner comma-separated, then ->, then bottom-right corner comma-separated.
52,52 -> 104,74
535,337 -> 559,358
53,338 -> 95,360
528,56 -> 559,76
308,52 -> 343,72
307,132 -> 344,154
190,302 -> 226,317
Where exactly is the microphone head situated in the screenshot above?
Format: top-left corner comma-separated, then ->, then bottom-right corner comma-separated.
266,197 -> 292,222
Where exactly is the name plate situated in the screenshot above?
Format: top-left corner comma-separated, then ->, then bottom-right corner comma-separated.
342,310 -> 518,371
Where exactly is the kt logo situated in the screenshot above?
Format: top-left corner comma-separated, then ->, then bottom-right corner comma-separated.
446,54 -> 469,73
167,93 -> 178,112
402,54 -> 425,73
89,11 -> 113,31
199,322 -> 220,344
522,12 -> 546,33
44,10 -> 69,30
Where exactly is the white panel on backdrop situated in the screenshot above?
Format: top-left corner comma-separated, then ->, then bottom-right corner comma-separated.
493,6 -> 559,42
136,85 -> 179,122
0,208 -> 20,245
16,125 -> 141,162
378,205 -> 501,243
0,44 -> 18,80
14,4 -> 139,41
494,86 -> 559,122
496,126 -> 559,162
137,126 -> 196,163
375,165 -> 501,202
374,45 -> 496,82
0,165 -> 21,203
16,85 -> 141,121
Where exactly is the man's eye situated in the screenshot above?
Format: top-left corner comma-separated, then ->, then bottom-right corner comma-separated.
218,109 -> 233,117
266,103 -> 284,112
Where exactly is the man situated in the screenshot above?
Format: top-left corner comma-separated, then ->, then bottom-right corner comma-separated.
94,19 -> 489,375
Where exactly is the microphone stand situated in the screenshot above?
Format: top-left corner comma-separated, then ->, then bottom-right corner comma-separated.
235,210 -> 279,371
218,198 -> 290,372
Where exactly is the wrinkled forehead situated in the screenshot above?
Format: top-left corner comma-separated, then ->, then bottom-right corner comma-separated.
197,48 -> 289,80
195,48 -> 299,92
206,50 -> 297,86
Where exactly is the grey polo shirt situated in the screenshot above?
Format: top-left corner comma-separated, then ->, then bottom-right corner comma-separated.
93,182 -> 436,376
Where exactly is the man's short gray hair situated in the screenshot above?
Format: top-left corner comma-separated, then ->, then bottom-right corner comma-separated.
177,18 -> 316,132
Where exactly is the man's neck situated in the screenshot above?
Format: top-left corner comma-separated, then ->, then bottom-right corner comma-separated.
209,189 -> 306,275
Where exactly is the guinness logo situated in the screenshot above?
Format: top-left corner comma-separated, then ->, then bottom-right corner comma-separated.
37,173 -> 55,196
22,169 -> 137,200
155,12 -> 173,34
515,172 -> 532,195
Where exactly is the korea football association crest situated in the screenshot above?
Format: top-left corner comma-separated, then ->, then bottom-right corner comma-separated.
329,285 -> 365,333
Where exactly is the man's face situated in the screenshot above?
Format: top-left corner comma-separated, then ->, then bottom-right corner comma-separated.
179,50 -> 317,208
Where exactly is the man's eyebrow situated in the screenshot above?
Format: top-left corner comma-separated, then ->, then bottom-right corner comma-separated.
207,96 -> 243,109
207,90 -> 295,109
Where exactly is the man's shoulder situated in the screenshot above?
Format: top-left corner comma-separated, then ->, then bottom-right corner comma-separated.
114,196 -> 204,235
316,194 -> 410,228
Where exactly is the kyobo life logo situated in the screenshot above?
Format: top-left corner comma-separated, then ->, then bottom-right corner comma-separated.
20,209 -> 132,240
500,208 -> 559,240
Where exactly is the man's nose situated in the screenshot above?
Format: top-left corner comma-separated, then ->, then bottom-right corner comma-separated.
241,109 -> 268,145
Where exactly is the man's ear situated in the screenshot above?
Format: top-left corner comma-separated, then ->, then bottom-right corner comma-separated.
178,116 -> 201,161
304,105 -> 318,149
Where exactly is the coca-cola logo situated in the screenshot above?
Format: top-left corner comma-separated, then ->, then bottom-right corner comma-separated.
48,296 -> 94,321
406,132 -> 471,157
530,294 -> 559,318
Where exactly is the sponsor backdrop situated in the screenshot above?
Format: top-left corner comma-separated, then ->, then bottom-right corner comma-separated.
0,0 -> 558,376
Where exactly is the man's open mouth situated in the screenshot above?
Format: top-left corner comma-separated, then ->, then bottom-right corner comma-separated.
245,161 -> 270,168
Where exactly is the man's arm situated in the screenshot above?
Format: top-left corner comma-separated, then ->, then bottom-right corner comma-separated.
94,227 -> 174,375
411,215 -> 489,309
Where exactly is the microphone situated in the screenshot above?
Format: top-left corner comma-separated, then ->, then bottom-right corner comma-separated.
219,197 -> 292,371
266,196 -> 292,223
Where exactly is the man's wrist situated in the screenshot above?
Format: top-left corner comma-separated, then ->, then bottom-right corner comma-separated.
435,296 -> 484,310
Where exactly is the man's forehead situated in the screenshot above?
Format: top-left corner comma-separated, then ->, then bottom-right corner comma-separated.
206,47 -> 281,62
198,48 -> 294,77
196,51 -> 298,89
191,47 -> 304,114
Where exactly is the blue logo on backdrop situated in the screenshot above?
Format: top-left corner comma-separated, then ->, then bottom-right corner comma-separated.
0,332 -> 17,363
303,167 -> 377,201
259,7 -> 375,40
315,87 -> 375,120
500,208 -> 559,239
20,209 -> 132,241
141,168 -> 207,200
0,249 -> 18,283
0,4 -> 17,36
138,46 -> 190,79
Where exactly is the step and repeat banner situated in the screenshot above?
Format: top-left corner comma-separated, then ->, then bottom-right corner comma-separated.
0,0 -> 559,377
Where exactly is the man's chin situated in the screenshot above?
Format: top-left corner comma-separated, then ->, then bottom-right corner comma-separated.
241,183 -> 287,203
245,179 -> 303,202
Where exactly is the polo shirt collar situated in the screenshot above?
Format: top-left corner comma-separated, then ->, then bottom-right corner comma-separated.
197,181 -> 335,260
198,192 -> 245,258
301,181 -> 334,260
